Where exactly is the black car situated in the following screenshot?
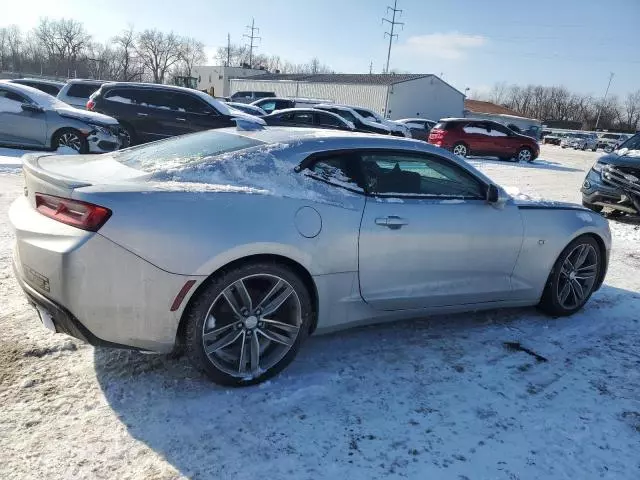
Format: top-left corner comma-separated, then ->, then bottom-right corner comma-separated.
262,108 -> 355,131
88,82 -> 246,145
582,133 -> 640,216
313,105 -> 391,135
9,78 -> 65,96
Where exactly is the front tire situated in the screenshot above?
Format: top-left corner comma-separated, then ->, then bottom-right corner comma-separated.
538,236 -> 602,316
516,147 -> 533,163
184,262 -> 313,386
52,128 -> 88,154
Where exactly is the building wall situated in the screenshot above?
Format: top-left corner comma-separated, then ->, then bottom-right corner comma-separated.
386,76 -> 464,121
192,66 -> 266,97
229,79 -> 389,113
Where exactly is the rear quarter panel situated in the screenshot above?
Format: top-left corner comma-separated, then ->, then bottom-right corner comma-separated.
510,206 -> 611,301
74,188 -> 366,278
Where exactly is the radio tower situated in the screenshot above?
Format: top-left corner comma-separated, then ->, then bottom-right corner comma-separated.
382,0 -> 404,74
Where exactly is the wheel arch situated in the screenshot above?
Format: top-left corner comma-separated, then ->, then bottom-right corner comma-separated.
174,253 -> 319,351
49,126 -> 84,149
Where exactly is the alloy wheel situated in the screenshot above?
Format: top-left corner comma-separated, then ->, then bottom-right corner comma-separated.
58,132 -> 83,152
453,144 -> 467,157
518,148 -> 532,162
201,274 -> 302,379
556,243 -> 598,309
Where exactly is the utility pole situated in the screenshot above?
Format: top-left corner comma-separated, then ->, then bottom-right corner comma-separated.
369,61 -> 373,74
594,72 -> 614,131
226,33 -> 231,67
243,18 -> 261,69
382,0 -> 404,74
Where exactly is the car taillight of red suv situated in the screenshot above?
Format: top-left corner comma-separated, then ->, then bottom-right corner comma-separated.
428,125 -> 447,147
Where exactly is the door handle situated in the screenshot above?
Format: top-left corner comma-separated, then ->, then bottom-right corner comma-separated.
176,117 -> 186,122
375,216 -> 409,229
137,112 -> 148,117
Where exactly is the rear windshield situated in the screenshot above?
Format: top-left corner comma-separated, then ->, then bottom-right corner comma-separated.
112,129 -> 264,171
66,83 -> 101,98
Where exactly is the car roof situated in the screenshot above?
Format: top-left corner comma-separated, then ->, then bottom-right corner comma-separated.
10,78 -> 66,87
65,79 -> 105,85
398,118 -> 436,123
266,107 -> 348,120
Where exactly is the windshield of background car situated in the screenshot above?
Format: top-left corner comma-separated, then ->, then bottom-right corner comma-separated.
601,133 -> 620,139
111,129 -> 265,171
618,134 -> 640,151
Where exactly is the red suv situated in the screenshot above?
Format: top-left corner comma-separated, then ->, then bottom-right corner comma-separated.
428,118 -> 539,162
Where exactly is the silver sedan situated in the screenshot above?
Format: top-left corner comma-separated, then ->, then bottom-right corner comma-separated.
0,80 -> 121,153
10,126 -> 611,386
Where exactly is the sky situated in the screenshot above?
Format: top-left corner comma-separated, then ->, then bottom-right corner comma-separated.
3,0 -> 638,99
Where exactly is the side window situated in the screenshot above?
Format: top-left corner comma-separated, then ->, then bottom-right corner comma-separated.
39,84 -> 61,96
0,88 -> 28,113
462,122 -> 490,136
105,88 -> 138,105
275,100 -> 293,110
292,111 -> 313,124
260,101 -> 277,113
172,93 -> 215,114
361,153 -> 485,198
489,123 -> 510,136
306,153 -> 365,192
317,112 -> 344,127
138,90 -> 174,110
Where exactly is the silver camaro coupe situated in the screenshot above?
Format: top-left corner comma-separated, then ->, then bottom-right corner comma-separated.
10,126 -> 611,386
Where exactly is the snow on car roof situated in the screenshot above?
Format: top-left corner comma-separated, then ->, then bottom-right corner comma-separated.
0,79 -> 68,109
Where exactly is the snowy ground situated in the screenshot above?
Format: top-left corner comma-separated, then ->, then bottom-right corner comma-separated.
0,145 -> 639,480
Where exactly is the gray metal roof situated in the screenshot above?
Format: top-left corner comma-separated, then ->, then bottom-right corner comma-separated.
232,73 -> 434,86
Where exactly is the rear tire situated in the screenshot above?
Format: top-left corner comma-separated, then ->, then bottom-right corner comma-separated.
538,236 -> 603,317
452,142 -> 468,157
52,128 -> 88,154
183,262 -> 313,386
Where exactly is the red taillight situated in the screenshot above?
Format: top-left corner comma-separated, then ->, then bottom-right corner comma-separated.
35,193 -> 111,232
86,99 -> 95,111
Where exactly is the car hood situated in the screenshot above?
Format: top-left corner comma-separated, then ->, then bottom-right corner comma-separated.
55,107 -> 119,126
597,150 -> 640,168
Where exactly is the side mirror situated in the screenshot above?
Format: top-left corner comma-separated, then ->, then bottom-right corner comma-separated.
21,103 -> 43,113
486,184 -> 500,203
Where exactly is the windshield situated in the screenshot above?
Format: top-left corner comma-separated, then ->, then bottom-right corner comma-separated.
112,129 -> 264,171
618,133 -> 640,151
354,108 -> 379,121
601,133 -> 621,139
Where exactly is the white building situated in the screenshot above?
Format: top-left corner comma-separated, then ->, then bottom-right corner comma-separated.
229,73 -> 464,120
191,66 -> 267,97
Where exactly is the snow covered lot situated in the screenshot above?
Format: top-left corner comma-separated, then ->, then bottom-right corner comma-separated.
0,145 -> 639,480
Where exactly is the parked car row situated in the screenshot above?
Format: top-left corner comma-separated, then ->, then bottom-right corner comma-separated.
0,80 -> 122,153
560,132 -> 599,151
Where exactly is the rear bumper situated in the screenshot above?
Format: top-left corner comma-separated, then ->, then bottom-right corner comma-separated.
9,196 -> 202,352
13,257 -> 137,349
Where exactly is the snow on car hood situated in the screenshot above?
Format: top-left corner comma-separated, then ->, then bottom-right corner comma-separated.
55,107 -> 119,125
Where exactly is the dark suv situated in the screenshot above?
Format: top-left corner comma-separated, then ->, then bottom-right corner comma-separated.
88,83 -> 243,145
581,133 -> 640,216
428,118 -> 540,162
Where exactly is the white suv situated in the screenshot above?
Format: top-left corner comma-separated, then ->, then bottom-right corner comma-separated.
57,79 -> 105,109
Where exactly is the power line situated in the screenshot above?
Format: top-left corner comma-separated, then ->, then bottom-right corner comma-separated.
382,0 -> 403,74
243,18 -> 261,69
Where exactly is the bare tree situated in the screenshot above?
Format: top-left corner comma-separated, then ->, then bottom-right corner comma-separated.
113,26 -> 142,81
215,41 -> 247,68
178,37 -> 206,77
489,82 -> 508,105
6,25 -> 21,71
621,90 -> 640,132
135,29 -> 183,83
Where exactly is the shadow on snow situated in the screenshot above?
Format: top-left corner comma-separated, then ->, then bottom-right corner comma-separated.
93,284 -> 640,479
